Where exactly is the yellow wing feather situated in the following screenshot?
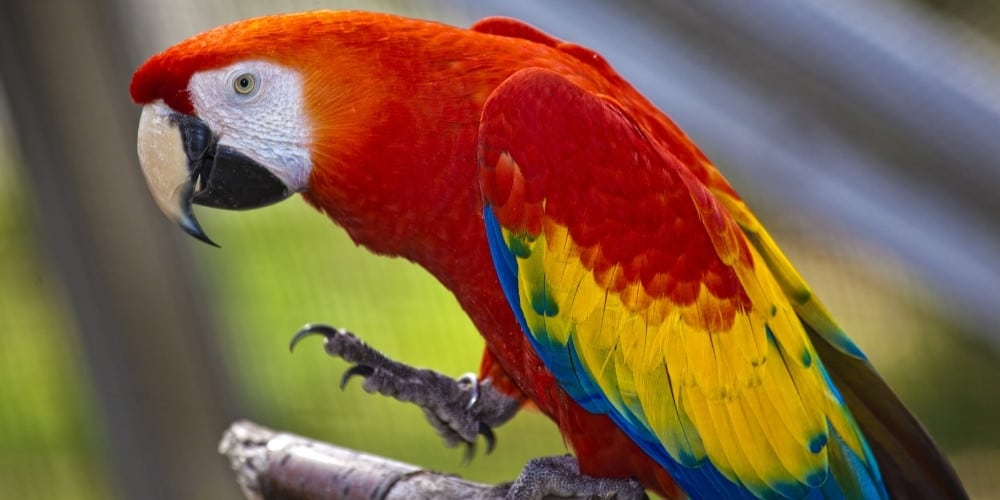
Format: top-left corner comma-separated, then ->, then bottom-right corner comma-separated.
504,213 -> 867,496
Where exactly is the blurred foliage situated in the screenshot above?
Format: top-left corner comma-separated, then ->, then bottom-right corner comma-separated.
0,144 -> 111,499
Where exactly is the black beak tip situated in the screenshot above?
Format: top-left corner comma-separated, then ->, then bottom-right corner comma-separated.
178,214 -> 220,248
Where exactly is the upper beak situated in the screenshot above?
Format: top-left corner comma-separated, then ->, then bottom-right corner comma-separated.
136,103 -> 293,246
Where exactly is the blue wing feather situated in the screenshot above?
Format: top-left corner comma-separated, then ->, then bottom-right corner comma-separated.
484,208 -> 756,500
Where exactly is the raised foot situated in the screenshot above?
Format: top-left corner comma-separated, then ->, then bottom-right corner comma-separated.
498,455 -> 647,500
290,324 -> 520,460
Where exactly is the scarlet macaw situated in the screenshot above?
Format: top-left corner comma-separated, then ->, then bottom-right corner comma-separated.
130,11 -> 966,499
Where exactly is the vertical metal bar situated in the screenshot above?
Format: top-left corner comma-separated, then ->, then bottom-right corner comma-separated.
0,1 -> 241,499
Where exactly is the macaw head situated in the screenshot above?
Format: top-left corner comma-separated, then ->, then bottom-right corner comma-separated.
131,10 -> 529,259
130,11 -> 393,246
133,24 -> 294,245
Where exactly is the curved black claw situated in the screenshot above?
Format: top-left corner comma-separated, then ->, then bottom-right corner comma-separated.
462,442 -> 476,465
479,422 -> 497,454
289,323 -> 339,352
340,364 -> 375,389
461,422 -> 498,465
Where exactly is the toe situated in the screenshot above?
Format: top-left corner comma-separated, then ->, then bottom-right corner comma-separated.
340,364 -> 375,389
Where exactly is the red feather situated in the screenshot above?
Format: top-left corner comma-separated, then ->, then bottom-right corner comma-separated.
130,12 -> 761,499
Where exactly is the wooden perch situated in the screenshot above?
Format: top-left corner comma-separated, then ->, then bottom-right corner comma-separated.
218,420 -> 504,500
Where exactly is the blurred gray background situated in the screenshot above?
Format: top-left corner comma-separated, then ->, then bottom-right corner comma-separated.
1,1 -> 997,498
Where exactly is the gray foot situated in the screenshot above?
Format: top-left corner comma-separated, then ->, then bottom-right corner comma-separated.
290,324 -> 520,460
498,455 -> 647,500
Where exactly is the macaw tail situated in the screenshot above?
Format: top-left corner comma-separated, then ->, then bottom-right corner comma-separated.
806,323 -> 967,499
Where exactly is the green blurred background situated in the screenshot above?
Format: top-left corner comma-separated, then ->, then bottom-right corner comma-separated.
1,1 -> 999,499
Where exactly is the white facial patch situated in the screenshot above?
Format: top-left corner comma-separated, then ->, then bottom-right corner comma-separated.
187,60 -> 312,192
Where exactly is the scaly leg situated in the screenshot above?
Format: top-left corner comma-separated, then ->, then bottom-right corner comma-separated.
289,324 -> 520,459
291,324 -> 646,499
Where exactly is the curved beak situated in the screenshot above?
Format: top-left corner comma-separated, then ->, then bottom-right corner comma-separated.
136,103 -> 293,246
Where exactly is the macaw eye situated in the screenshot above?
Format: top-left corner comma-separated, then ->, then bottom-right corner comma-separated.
233,73 -> 256,95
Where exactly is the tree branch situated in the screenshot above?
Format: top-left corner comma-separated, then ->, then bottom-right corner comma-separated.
218,420 -> 505,500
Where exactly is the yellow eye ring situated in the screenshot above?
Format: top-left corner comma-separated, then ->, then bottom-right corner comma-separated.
233,73 -> 256,95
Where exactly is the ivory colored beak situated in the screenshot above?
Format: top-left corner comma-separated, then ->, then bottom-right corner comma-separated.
136,103 -> 217,246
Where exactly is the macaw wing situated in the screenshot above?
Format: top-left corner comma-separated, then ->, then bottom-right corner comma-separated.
720,199 -> 968,498
477,68 -> 885,499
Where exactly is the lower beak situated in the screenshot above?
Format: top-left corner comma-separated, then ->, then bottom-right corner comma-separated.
136,103 -> 292,246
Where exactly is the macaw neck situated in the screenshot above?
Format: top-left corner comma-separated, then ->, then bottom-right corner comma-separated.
299,20 -> 550,292
300,35 -> 502,293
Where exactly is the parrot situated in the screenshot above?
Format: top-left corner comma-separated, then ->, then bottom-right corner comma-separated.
130,10 -> 967,499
